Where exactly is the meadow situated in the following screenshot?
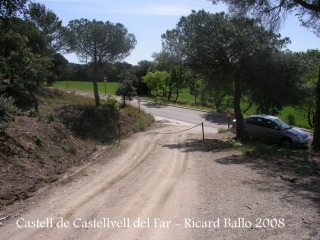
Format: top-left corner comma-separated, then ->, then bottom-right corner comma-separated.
52,81 -> 311,129
52,81 -> 118,95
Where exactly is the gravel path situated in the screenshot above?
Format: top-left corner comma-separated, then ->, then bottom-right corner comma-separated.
1,119 -> 319,239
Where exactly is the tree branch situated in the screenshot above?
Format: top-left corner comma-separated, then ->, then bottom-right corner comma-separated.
293,0 -> 320,12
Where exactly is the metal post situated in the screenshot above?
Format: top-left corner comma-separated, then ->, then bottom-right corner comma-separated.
202,122 -> 205,143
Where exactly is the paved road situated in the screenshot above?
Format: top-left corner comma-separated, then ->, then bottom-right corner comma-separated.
131,100 -> 229,130
62,90 -> 230,131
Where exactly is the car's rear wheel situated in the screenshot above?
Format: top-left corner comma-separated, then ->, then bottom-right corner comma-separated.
281,138 -> 293,148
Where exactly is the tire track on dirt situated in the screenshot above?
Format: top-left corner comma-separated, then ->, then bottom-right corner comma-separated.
101,133 -> 194,240
96,132 -> 182,240
2,126 -> 199,240
7,132 -> 160,240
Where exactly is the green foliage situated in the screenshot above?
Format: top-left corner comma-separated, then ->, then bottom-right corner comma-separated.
142,70 -> 169,96
0,94 -> 21,116
188,76 -> 204,104
0,0 -> 28,20
26,2 -> 64,51
102,96 -> 118,108
247,51 -> 306,115
287,114 -> 296,125
68,144 -> 77,154
35,136 -> 42,146
47,113 -> 55,123
29,109 -> 39,118
116,79 -> 137,107
14,159 -> 25,168
0,28 -> 51,111
116,68 -> 138,107
65,19 -> 137,63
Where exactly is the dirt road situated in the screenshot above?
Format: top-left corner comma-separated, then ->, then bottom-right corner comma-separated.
1,120 -> 319,239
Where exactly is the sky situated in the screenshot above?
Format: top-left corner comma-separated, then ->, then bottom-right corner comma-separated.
35,0 -> 319,65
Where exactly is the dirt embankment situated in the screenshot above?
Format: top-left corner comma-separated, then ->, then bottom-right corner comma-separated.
0,99 -> 154,211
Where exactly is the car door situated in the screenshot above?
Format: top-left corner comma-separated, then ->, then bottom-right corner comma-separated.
260,119 -> 283,144
245,117 -> 264,139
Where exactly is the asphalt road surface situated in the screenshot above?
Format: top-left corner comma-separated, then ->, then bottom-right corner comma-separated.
131,100 -> 230,131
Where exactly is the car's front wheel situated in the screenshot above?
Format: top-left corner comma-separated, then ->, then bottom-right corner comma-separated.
281,137 -> 293,148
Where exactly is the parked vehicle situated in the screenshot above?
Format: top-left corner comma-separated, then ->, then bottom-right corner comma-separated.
233,114 -> 311,147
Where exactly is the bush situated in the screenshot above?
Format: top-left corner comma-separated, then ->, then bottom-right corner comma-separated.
102,96 -> 118,109
0,94 -> 21,117
287,114 -> 296,125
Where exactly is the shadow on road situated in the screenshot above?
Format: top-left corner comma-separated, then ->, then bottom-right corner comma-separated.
162,138 -> 234,153
162,137 -> 320,215
201,112 -> 230,125
142,102 -> 168,109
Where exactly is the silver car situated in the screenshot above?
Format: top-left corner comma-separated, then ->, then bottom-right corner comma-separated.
243,115 -> 311,147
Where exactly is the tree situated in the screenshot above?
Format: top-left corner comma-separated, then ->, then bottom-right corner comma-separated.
152,51 -> 176,100
162,10 -> 287,139
64,19 -> 136,106
299,50 -> 320,128
133,60 -> 153,95
209,0 -> 320,150
188,75 -> 204,104
204,70 -> 233,112
152,51 -> 189,101
247,50 -> 305,115
26,2 -> 64,51
169,65 -> 189,102
0,30 -> 50,111
116,69 -> 137,107
0,0 -> 28,21
209,0 -> 320,37
142,71 -> 169,100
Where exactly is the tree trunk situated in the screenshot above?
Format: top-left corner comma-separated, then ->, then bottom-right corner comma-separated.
93,64 -> 100,107
312,65 -> 320,151
167,84 -> 172,101
174,84 -> 179,102
234,78 -> 244,140
307,107 -> 314,128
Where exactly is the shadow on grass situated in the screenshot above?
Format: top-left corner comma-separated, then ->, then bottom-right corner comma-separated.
162,137 -> 320,211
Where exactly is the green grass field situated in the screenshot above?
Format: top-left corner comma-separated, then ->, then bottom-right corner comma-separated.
52,81 -> 311,129
52,81 -> 118,94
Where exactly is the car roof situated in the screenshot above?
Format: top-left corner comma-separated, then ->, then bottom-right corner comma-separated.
248,114 -> 279,120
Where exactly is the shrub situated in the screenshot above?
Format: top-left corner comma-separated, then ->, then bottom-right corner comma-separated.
287,114 -> 296,125
0,94 -> 21,117
35,137 -> 42,146
102,96 -> 118,109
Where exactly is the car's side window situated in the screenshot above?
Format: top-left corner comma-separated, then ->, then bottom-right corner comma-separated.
247,118 -> 256,125
255,118 -> 264,127
247,117 -> 264,127
263,119 -> 276,129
